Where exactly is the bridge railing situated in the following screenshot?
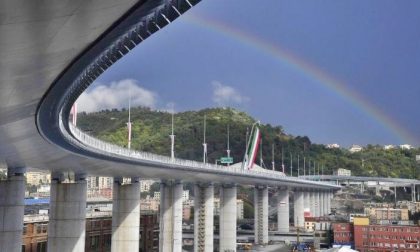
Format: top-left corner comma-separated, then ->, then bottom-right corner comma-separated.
67,123 -> 297,181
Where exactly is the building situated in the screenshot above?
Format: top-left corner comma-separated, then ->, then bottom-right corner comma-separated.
398,201 -> 420,213
237,199 -> 244,220
22,212 -> 159,252
332,222 -> 354,247
304,216 -> 332,232
182,190 -> 190,202
364,207 -> 409,221
384,145 -> 396,150
353,217 -> 420,251
326,143 -> 340,149
98,177 -> 113,189
140,180 -> 154,192
153,191 -> 161,201
333,168 -> 351,177
183,204 -> 192,221
400,144 -> 413,150
25,172 -> 51,186
349,213 -> 368,223
349,145 -> 363,153
140,197 -> 159,212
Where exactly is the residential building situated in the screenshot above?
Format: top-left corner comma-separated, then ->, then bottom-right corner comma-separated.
349,145 -> 363,153
332,222 -> 354,246
26,172 -> 51,186
140,180 -> 154,192
384,145 -> 395,150
326,143 -> 340,149
153,191 -> 161,201
140,197 -> 159,212
364,207 -> 409,221
22,212 -> 159,252
182,190 -> 190,202
98,177 -> 112,189
304,216 -> 332,232
353,217 -> 420,252
183,204 -> 192,221
400,144 -> 413,150
237,199 -> 244,220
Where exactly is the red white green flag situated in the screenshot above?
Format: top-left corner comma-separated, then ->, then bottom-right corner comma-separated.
246,126 -> 261,169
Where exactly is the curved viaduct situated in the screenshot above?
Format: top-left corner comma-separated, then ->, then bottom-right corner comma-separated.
1,1 -> 338,251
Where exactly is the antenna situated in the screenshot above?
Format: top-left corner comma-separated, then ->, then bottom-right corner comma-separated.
297,154 -> 300,177
290,152 -> 293,177
260,138 -> 263,167
271,144 -> 275,171
226,124 -> 231,167
203,115 -> 207,164
281,148 -> 285,173
127,88 -> 132,149
169,109 -> 175,160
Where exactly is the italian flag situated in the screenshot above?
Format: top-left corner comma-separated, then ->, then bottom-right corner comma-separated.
246,126 -> 261,169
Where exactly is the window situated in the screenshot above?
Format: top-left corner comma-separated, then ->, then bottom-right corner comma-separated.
36,242 -> 47,252
90,235 -> 100,251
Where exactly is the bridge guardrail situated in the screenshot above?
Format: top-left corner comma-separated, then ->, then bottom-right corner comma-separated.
62,117 -> 338,188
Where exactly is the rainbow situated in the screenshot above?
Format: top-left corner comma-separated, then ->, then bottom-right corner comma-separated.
183,14 -> 414,144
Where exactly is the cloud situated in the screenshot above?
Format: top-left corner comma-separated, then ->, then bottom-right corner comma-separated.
77,79 -> 157,112
212,81 -> 249,106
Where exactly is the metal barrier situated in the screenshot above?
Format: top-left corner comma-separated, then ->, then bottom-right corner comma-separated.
63,120 -> 338,188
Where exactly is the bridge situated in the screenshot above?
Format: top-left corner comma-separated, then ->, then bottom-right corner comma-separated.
0,1 -> 340,252
302,175 -> 420,202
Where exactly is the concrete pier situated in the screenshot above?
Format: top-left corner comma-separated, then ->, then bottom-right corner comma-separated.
303,191 -> 310,215
316,191 -> 321,217
219,185 -> 237,252
277,187 -> 289,232
254,186 -> 268,245
293,190 -> 304,228
194,183 -> 214,252
159,180 -> 183,252
47,173 -> 87,252
319,191 -> 325,216
112,177 -> 141,252
310,191 -> 316,217
0,167 -> 26,252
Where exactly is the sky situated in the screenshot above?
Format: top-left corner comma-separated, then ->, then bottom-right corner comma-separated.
78,0 -> 420,147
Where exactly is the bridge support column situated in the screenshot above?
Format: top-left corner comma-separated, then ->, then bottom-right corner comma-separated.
194,183 -> 214,252
254,186 -> 268,245
112,177 -> 140,252
294,189 -> 304,228
159,180 -> 183,252
320,191 -> 325,216
309,190 -> 316,217
324,191 -> 329,215
303,190 -> 310,216
48,173 -> 87,252
277,187 -> 289,232
412,184 -> 416,202
0,167 -> 26,252
219,184 -> 237,252
315,190 -> 320,217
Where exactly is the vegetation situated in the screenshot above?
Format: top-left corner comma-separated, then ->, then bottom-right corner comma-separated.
77,107 -> 420,179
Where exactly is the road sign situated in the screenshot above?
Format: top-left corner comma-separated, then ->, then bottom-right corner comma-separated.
220,157 -> 233,164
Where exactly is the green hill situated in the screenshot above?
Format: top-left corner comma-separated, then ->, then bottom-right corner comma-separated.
77,107 -> 420,179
